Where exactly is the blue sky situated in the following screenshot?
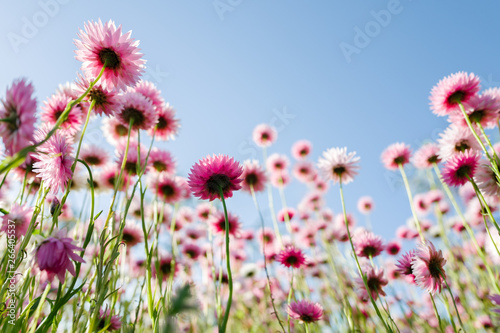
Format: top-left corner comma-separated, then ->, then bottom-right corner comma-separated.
1,1 -> 500,241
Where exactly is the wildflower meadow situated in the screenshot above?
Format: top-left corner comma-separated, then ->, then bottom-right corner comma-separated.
1,7 -> 500,333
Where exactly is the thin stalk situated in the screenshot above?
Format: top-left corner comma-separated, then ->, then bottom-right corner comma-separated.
398,164 -> 425,242
219,187 -> 233,333
441,271 -> 465,332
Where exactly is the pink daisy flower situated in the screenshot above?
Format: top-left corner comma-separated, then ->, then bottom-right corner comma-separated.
474,161 -> 500,197
152,254 -> 178,280
293,161 -> 316,183
74,19 -> 145,91
187,154 -> 243,201
266,153 -> 290,173
412,241 -> 447,294
385,240 -> 402,256
149,103 -> 180,141
115,141 -> 148,176
1,202 -> 33,238
151,174 -> 185,204
97,309 -> 122,331
32,127 -> 74,194
131,80 -> 165,108
430,72 -> 480,116
115,91 -> 157,131
41,93 -> 83,138
357,196 -> 374,214
75,73 -> 118,117
317,147 -> 360,184
182,243 -> 203,260
177,206 -> 195,224
449,93 -> 500,129
270,171 -> 291,188
287,300 -> 323,323
381,142 -> 411,170
196,202 -> 215,222
355,265 -> 388,302
291,140 -> 312,160
441,150 -> 481,187
240,159 -> 267,193
353,229 -> 385,259
185,227 -> 206,240
276,245 -> 306,269
101,116 -> 136,145
277,207 -> 296,222
121,223 -> 144,248
209,211 -> 241,236
35,236 -> 85,282
0,78 -> 37,155
98,163 -> 131,191
253,123 -> 277,147
80,144 -> 108,167
413,143 -> 442,169
438,125 -> 482,161
414,193 -> 431,216
147,147 -> 175,175
396,250 -> 416,278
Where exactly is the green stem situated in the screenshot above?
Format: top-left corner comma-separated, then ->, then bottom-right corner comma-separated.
219,187 -> 233,333
467,175 -> 500,234
441,271 -> 465,332
429,294 -> 444,333
287,269 -> 295,333
398,164 -> 425,242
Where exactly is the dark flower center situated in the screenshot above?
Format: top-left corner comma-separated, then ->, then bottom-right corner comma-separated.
300,149 -> 308,156
388,246 -> 399,255
54,109 -> 63,121
186,249 -> 197,258
333,165 -> 345,176
89,88 -> 108,106
4,106 -> 20,132
367,276 -> 380,292
447,90 -> 466,105
428,257 -> 443,278
160,184 -> 175,198
85,155 -> 102,165
122,107 -> 145,127
125,161 -> 137,174
285,255 -> 298,265
468,109 -> 485,123
455,165 -> 472,179
206,174 -> 231,196
122,232 -> 135,244
160,262 -> 172,275
245,173 -> 258,186
107,175 -> 116,187
98,47 -> 121,69
393,156 -> 407,165
116,124 -> 128,136
261,133 -> 269,141
153,161 -> 167,172
427,155 -> 439,164
157,116 -> 168,130
299,314 -> 314,323
455,141 -> 470,152
362,246 -> 378,257
263,234 -> 272,243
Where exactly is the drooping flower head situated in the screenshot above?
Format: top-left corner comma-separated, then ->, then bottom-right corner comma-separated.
355,265 -> 388,302
253,124 -> 277,148
1,203 -> 33,238
441,150 -> 481,187
412,241 -> 447,294
291,140 -> 312,160
187,154 -> 243,201
413,143 -> 441,169
241,159 -> 267,193
287,300 -> 323,323
430,72 -> 480,116
32,127 -> 74,195
115,91 -> 157,131
381,142 -> 411,170
0,78 -> 37,155
74,19 -> 145,91
276,245 -> 306,269
35,236 -> 85,282
317,147 -> 360,184
149,103 -> 180,141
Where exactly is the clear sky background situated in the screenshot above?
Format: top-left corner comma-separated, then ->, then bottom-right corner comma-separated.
1,1 -> 500,241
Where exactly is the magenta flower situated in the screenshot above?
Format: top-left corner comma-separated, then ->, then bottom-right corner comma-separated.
413,143 -> 441,169
412,241 -> 447,294
430,72 -> 480,116
0,78 -> 37,155
75,73 -> 118,117
151,174 -> 185,204
317,147 -> 360,184
381,142 -> 411,170
385,240 -> 402,256
396,250 -> 416,278
148,103 -> 180,141
355,265 -> 388,302
1,203 -> 33,238
152,254 -> 178,280
187,154 -> 243,201
241,159 -> 267,193
287,300 -> 323,323
277,207 -> 296,222
41,93 -> 83,138
252,123 -> 277,147
148,147 -> 176,175
276,245 -> 306,269
97,309 -> 122,331
115,91 -> 157,131
353,229 -> 385,259
291,140 -> 312,160
441,150 -> 481,187
209,211 -> 240,236
32,127 -> 74,195
74,19 -> 145,91
121,223 -> 144,248
182,243 -> 203,260
35,236 -> 85,282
